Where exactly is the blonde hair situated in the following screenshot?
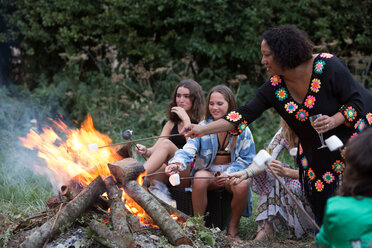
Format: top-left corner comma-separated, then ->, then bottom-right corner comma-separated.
206,85 -> 238,151
280,118 -> 298,148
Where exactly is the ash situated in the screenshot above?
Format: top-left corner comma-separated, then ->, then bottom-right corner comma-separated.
45,227 -> 90,248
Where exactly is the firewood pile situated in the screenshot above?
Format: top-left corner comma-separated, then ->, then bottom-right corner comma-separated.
14,158 -> 194,248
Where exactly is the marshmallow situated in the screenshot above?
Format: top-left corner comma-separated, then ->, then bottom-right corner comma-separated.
325,135 -> 344,152
253,149 -> 273,169
122,129 -> 133,140
88,143 -> 99,152
169,173 -> 181,186
289,148 -> 298,157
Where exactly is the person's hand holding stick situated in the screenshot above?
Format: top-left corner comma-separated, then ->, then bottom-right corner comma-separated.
228,149 -> 320,231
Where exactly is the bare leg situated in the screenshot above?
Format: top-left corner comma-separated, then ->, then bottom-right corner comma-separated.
192,170 -> 220,217
254,220 -> 274,240
225,180 -> 250,241
150,164 -> 191,187
143,139 -> 178,174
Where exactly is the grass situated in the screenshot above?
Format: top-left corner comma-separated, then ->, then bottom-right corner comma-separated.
0,84 -> 311,246
0,150 -> 54,217
0,144 -> 317,247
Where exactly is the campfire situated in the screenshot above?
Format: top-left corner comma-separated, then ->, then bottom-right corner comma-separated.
18,116 -> 192,247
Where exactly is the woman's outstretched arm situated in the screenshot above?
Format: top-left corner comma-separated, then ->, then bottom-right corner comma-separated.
182,119 -> 235,138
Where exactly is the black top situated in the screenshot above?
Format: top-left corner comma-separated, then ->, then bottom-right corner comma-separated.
224,53 -> 372,224
169,123 -> 187,149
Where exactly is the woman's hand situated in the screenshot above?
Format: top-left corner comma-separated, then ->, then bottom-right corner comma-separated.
135,144 -> 148,156
165,162 -> 183,175
227,170 -> 247,185
268,160 -> 287,177
312,115 -> 336,134
214,172 -> 228,187
180,124 -> 203,138
171,107 -> 191,125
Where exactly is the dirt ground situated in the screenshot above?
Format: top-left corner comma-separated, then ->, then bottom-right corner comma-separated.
0,214 -> 316,248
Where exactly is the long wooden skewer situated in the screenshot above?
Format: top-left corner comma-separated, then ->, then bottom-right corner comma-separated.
97,134 -> 184,149
180,176 -> 229,180
267,164 -> 320,231
144,171 -> 228,180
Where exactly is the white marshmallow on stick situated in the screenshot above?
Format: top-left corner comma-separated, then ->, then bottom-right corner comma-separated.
169,173 -> 181,186
325,135 -> 344,152
289,147 -> 298,157
88,143 -> 99,152
253,149 -> 273,169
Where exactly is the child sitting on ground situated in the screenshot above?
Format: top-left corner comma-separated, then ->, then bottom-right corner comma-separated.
316,128 -> 372,247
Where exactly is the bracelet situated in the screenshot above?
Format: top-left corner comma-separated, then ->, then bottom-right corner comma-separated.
247,167 -> 255,177
245,169 -> 249,179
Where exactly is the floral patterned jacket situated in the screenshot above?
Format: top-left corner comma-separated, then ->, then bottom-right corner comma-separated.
169,119 -> 256,175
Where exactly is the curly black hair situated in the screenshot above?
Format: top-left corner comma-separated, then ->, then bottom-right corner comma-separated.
262,25 -> 314,70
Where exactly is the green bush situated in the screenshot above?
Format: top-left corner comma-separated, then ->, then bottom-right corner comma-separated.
2,0 -> 371,89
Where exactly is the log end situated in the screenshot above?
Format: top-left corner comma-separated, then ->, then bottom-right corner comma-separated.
175,237 -> 193,246
108,158 -> 145,186
116,143 -> 133,159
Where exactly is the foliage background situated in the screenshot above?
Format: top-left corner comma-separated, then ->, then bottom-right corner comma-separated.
0,0 -> 371,241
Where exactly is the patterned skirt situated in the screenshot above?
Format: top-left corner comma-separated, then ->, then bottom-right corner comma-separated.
252,164 -> 315,239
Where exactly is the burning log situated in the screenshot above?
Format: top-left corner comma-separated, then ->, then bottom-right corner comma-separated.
45,194 -> 64,209
124,180 -> 193,246
60,181 -> 84,200
45,170 -> 94,209
104,176 -> 134,248
150,192 -> 190,223
20,176 -> 106,248
46,178 -> 109,210
89,220 -> 131,248
108,158 -> 145,186
116,143 -> 133,159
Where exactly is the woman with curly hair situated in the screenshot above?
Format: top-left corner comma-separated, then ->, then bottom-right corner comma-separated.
182,25 -> 372,226
316,127 -> 372,247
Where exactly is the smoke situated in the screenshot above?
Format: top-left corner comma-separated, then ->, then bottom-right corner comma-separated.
149,180 -> 176,207
0,85 -> 71,195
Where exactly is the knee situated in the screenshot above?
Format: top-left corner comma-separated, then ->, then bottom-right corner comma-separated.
192,170 -> 212,190
160,139 -> 176,148
231,181 -> 250,197
194,170 -> 212,177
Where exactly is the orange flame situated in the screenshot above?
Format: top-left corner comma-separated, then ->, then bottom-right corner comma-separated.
19,115 -> 158,226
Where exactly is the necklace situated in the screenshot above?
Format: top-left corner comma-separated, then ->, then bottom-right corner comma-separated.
218,132 -> 229,152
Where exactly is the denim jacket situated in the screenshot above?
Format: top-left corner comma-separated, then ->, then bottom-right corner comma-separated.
169,120 -> 256,175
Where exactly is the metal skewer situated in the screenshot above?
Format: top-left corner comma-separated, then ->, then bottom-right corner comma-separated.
143,171 -> 167,177
180,176 -> 229,180
88,133 -> 184,152
122,129 -> 148,161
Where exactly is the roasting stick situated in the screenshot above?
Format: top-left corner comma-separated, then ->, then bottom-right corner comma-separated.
169,172 -> 229,186
145,170 -> 229,181
250,149 -> 321,231
122,129 -> 148,161
266,164 -> 320,231
88,133 -> 184,152
180,176 -> 229,180
258,135 -> 344,232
